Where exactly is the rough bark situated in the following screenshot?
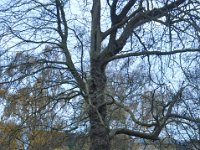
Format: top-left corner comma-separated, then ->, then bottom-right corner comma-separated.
88,59 -> 110,150
88,0 -> 110,149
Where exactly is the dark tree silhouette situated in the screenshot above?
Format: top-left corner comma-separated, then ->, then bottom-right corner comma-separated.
0,0 -> 200,149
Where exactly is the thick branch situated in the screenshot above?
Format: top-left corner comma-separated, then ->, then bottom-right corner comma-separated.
102,7 -> 143,40
110,88 -> 186,140
101,0 -> 186,61
109,95 -> 157,127
110,0 -> 137,25
116,0 -> 186,51
169,114 -> 200,123
105,48 -> 200,63
90,0 -> 102,57
55,0 -> 87,94
110,128 -> 159,140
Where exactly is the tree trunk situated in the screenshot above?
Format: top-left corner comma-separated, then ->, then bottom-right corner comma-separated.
88,60 -> 110,150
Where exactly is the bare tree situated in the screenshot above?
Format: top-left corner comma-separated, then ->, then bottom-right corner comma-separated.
0,0 -> 200,149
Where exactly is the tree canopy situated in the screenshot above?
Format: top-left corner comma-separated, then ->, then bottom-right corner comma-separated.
0,0 -> 200,149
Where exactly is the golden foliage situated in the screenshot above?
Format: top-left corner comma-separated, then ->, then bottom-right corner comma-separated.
0,122 -> 22,150
29,130 -> 69,150
0,89 -> 6,96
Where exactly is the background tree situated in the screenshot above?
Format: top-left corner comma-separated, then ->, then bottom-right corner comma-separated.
0,0 -> 200,150
0,121 -> 23,150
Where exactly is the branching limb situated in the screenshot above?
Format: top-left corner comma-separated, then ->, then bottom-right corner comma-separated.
101,0 -> 186,61
105,48 -> 200,63
55,0 -> 87,95
109,128 -> 160,140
